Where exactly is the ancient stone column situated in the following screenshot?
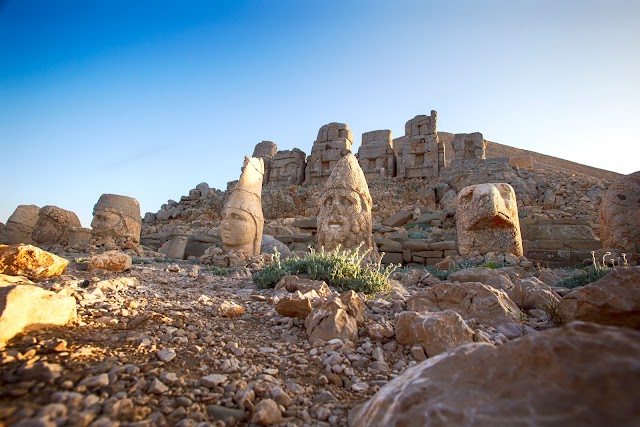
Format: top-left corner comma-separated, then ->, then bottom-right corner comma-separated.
252,141 -> 278,186
599,171 -> 640,254
305,123 -> 353,185
91,194 -> 142,250
220,156 -> 265,256
396,110 -> 444,179
456,183 -> 523,256
268,149 -> 307,187
317,153 -> 375,255
357,130 -> 396,179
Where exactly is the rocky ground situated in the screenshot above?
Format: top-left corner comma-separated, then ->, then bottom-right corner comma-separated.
0,257 -> 459,427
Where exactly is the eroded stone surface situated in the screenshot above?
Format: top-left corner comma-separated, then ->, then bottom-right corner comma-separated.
349,322 -> 640,427
396,111 -> 444,179
1,205 -> 40,245
32,205 -> 81,246
317,154 -> 375,255
456,183 -> 523,256
305,123 -> 353,185
357,130 -> 396,179
91,194 -> 142,250
268,149 -> 307,187
0,244 -> 69,279
221,157 -> 265,256
558,267 -> 640,329
0,274 -> 77,346
406,282 -> 522,327
88,251 -> 132,273
305,297 -> 358,344
599,171 -> 640,253
395,310 -> 475,357
158,236 -> 188,260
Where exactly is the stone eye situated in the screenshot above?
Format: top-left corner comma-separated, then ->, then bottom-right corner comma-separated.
324,197 -> 333,207
340,196 -> 351,207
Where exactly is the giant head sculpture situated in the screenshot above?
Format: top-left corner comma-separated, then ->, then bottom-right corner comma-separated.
221,156 -> 264,256
456,183 -> 523,256
317,153 -> 375,254
91,194 -> 141,249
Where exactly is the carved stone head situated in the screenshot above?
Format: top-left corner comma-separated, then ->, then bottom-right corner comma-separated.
221,157 -> 264,255
317,153 -> 374,254
91,194 -> 141,249
599,171 -> 640,253
456,183 -> 522,256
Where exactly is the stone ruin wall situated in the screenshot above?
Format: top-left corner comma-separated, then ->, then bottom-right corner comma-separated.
141,111 -> 617,267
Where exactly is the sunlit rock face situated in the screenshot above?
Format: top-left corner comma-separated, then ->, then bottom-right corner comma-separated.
91,194 -> 141,250
220,156 -> 264,256
1,205 -> 40,245
456,183 -> 523,256
599,171 -> 640,253
32,205 -> 81,246
317,153 -> 374,255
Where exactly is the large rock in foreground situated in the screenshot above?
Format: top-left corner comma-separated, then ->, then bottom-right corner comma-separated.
558,267 -> 640,329
395,310 -> 475,357
0,274 -> 77,346
349,322 -> 640,427
0,244 -> 69,279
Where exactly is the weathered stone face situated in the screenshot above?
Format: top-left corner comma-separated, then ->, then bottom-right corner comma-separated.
317,154 -> 374,254
599,171 -> 640,253
32,205 -> 81,246
456,183 -> 523,256
220,156 -> 264,256
1,205 -> 40,245
91,194 -> 141,250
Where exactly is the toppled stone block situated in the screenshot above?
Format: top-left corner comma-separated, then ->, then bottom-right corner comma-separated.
159,236 -> 189,260
305,296 -> 358,344
0,244 -> 69,279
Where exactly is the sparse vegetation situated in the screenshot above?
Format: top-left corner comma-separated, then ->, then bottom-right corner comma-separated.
132,258 -> 151,264
252,245 -> 397,294
153,257 -> 175,263
556,251 -> 627,289
203,266 -> 241,276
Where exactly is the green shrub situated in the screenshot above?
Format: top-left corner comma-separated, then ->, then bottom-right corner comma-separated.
153,257 -> 174,263
252,245 -> 397,294
132,258 -> 151,265
478,261 -> 505,269
556,267 -> 611,289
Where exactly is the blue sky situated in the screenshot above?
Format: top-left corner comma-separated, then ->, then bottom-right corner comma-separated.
1,0 -> 639,227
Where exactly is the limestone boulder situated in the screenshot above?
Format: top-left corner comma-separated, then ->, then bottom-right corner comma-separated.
456,183 -> 523,256
88,251 -> 132,273
599,171 -> 640,253
349,322 -> 640,427
261,235 -> 292,258
274,275 -> 331,296
1,274 -> 77,346
275,291 -> 314,319
508,276 -> 561,310
32,205 -> 81,246
67,227 -> 92,249
91,194 -> 142,250
215,301 -> 245,318
447,267 -> 514,291
305,297 -> 358,344
558,267 -> 640,329
406,282 -> 523,328
0,244 -> 69,279
1,205 -> 40,244
159,236 -> 188,260
395,310 -> 475,357
339,290 -> 366,323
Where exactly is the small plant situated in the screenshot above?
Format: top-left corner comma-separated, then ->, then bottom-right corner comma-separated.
252,245 -> 397,294
73,256 -> 90,263
556,251 -> 628,289
478,261 -> 504,269
541,296 -> 563,326
132,258 -> 151,265
154,257 -> 175,263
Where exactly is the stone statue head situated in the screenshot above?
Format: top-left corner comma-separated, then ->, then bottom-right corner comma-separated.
317,153 -> 374,254
91,194 -> 141,249
456,183 -> 523,256
221,156 -> 264,255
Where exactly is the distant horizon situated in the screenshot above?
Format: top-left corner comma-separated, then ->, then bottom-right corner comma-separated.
1,0 -> 638,227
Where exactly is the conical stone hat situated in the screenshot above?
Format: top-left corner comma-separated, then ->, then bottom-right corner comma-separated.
322,153 -> 372,207
223,156 -> 264,253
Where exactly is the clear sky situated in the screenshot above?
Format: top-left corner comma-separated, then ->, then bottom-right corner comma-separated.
1,0 -> 638,227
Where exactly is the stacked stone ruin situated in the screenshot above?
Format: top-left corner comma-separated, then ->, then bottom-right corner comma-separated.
260,110 -> 494,189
